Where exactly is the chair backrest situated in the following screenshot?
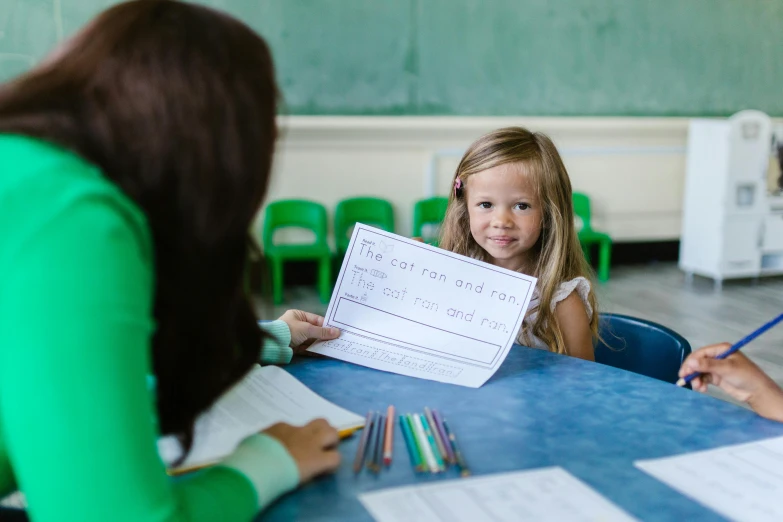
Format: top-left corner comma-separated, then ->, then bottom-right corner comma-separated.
412,197 -> 449,237
334,197 -> 395,253
572,192 -> 592,231
263,199 -> 328,247
595,313 -> 692,385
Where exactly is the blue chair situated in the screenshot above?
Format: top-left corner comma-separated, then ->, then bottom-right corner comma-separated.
595,313 -> 691,385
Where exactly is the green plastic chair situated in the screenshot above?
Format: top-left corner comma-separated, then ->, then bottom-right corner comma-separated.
573,192 -> 612,282
262,199 -> 331,304
412,197 -> 449,246
334,197 -> 395,256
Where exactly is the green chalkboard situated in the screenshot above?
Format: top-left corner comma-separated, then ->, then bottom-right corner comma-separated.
2,0 -> 782,116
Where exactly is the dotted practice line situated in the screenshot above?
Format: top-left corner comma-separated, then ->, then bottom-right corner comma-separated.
321,339 -> 463,378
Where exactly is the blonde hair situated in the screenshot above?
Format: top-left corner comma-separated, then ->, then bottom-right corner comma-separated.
440,127 -> 599,355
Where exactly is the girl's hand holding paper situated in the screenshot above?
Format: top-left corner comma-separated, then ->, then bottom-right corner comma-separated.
279,309 -> 341,352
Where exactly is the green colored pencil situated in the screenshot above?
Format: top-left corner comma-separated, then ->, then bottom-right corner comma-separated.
405,414 -> 428,472
399,415 -> 424,472
420,413 -> 445,471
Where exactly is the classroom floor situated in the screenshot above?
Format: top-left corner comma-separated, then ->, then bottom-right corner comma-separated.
255,262 -> 783,406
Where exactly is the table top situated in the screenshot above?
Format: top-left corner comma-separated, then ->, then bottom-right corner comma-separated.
259,346 -> 783,522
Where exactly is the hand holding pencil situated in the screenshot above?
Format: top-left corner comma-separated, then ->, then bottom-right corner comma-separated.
678,313 -> 783,422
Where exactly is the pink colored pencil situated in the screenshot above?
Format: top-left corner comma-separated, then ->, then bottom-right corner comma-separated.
383,405 -> 395,465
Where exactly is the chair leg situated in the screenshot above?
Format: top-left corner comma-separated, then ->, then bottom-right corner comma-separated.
598,239 -> 612,283
271,258 -> 284,305
318,256 -> 332,303
581,242 -> 592,264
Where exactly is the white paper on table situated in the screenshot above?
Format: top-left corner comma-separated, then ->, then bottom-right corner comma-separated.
635,435 -> 783,522
158,365 -> 364,470
308,224 -> 537,387
358,467 -> 638,522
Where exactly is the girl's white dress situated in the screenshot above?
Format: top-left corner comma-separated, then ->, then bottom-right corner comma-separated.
517,276 -> 593,349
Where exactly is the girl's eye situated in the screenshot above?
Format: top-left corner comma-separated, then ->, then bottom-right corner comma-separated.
478,202 -> 492,209
515,203 -> 530,211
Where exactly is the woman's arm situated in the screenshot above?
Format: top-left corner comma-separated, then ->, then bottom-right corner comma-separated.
555,293 -> 595,361
680,343 -> 783,422
0,197 -> 305,521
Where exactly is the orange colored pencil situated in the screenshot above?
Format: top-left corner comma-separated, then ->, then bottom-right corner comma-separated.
383,405 -> 395,465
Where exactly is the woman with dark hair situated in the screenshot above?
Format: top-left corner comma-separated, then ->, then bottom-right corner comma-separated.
0,1 -> 341,520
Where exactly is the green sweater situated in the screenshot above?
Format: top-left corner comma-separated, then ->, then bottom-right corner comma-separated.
0,135 -> 298,521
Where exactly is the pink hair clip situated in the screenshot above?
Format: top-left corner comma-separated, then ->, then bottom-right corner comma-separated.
454,177 -> 463,197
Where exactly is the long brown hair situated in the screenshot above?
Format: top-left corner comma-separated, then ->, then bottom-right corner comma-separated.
440,127 -> 599,354
0,0 -> 277,454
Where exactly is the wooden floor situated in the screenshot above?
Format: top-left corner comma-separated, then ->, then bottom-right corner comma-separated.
256,262 -> 783,400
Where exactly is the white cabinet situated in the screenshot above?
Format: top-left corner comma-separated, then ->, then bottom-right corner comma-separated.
679,110 -> 783,289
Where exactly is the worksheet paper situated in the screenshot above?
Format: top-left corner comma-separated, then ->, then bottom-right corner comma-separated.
359,467 -> 638,522
308,224 -> 537,387
635,435 -> 783,522
158,365 -> 364,470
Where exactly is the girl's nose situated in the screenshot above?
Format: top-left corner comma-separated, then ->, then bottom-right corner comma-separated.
491,209 -> 513,228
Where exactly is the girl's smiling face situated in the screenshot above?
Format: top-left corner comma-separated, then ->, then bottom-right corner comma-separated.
465,162 -> 543,272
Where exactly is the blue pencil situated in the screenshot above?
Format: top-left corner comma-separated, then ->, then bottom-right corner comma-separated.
352,411 -> 374,473
677,312 -> 783,387
361,412 -> 378,473
370,414 -> 386,473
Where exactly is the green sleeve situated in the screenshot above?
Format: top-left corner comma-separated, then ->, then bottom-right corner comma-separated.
258,320 -> 293,365
0,196 -> 296,522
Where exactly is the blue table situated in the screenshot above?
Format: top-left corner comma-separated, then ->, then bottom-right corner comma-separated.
259,347 -> 783,521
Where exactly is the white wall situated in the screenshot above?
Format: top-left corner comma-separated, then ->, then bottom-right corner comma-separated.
256,116 -> 778,246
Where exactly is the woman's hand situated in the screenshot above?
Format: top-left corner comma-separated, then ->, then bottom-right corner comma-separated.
278,309 -> 340,353
262,420 -> 341,483
680,343 -> 783,422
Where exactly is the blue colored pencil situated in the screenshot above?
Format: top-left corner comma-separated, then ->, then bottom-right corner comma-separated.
677,312 -> 783,387
352,411 -> 374,473
443,418 -> 470,477
431,409 -> 456,465
361,412 -> 378,473
370,414 -> 386,473
399,415 -> 424,472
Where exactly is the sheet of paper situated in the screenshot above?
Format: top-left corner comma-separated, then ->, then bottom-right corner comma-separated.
359,467 -> 638,522
635,435 -> 783,522
158,365 -> 364,469
309,224 -> 537,387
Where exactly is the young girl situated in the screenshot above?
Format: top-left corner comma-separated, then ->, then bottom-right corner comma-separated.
440,127 -> 598,360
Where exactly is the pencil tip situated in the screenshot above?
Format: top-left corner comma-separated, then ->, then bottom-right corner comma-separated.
676,379 -> 685,387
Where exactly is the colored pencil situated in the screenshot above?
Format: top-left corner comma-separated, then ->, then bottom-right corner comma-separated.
399,415 -> 424,472
443,418 -> 470,477
360,412 -> 378,473
431,409 -> 456,465
405,414 -> 428,472
383,405 -> 395,466
677,312 -> 783,387
419,414 -> 445,471
424,407 -> 449,464
369,414 -> 386,473
352,411 -> 374,473
338,426 -> 362,439
412,413 -> 439,472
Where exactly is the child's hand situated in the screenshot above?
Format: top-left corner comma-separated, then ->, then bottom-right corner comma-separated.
278,309 -> 340,353
262,420 -> 341,483
680,343 -> 783,422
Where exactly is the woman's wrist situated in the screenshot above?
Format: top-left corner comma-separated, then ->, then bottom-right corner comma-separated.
748,381 -> 783,422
